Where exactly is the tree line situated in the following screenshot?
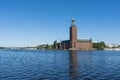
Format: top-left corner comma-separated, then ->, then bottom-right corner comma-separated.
35,40 -> 58,49
93,42 -> 107,50
35,41 -> 107,50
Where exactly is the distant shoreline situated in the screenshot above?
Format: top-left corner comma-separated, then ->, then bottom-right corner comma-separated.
0,47 -> 102,51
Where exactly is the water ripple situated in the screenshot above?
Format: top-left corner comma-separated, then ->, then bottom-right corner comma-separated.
0,50 -> 120,80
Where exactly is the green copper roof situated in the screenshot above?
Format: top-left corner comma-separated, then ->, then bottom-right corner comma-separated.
71,18 -> 75,26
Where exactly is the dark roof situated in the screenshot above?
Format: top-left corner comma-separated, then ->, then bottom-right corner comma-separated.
77,39 -> 91,42
59,39 -> 92,43
62,40 -> 70,43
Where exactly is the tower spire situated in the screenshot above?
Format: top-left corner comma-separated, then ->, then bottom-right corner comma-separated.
71,18 -> 75,26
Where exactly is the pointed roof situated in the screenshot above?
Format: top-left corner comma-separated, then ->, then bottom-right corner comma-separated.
71,18 -> 75,26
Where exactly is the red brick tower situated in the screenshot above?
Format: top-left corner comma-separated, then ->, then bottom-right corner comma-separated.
70,18 -> 77,48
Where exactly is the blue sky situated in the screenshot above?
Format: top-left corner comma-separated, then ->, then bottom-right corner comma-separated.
0,0 -> 120,47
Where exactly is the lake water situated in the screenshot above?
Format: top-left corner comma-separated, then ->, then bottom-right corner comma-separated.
0,50 -> 120,80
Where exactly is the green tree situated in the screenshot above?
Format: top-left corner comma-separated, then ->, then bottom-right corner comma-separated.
93,41 -> 107,50
99,42 -> 106,48
45,44 -> 49,49
53,40 -> 57,49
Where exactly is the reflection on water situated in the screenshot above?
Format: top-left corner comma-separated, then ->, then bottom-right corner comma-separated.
0,50 -> 120,80
69,50 -> 80,78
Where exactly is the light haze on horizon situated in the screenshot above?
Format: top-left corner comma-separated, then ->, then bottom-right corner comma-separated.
0,0 -> 120,47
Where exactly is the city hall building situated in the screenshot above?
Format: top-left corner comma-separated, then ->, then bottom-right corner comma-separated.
58,18 -> 93,50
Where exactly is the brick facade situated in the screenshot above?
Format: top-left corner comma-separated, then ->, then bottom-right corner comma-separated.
70,26 -> 77,48
58,19 -> 93,50
75,40 -> 92,50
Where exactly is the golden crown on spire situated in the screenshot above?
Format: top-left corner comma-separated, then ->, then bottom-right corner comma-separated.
71,17 -> 75,26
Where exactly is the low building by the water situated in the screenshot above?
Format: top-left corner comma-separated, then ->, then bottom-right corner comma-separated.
58,18 -> 93,50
